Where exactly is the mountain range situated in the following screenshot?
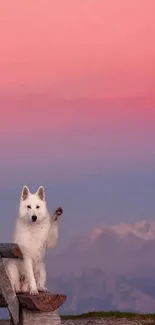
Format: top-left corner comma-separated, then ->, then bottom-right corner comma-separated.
46,220 -> 155,314
1,219 -> 155,318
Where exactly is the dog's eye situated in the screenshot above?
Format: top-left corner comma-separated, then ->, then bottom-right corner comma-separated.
27,205 -> 31,209
36,205 -> 40,209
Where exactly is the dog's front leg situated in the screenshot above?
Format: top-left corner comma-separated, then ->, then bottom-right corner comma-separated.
23,256 -> 38,295
34,262 -> 48,292
47,207 -> 63,248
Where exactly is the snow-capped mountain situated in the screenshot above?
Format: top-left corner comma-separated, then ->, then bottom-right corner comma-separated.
48,219 -> 155,277
88,219 -> 155,241
46,219 -> 155,314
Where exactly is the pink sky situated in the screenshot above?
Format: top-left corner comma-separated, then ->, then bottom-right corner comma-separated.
0,0 -> 155,98
0,98 -> 154,169
0,0 -> 155,181
1,0 -> 155,243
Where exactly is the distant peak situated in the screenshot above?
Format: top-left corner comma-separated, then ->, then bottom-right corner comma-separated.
89,219 -> 155,241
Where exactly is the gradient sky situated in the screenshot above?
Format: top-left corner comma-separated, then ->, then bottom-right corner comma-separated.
0,1 -> 155,246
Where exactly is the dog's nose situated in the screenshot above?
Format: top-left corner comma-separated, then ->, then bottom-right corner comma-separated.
32,215 -> 37,222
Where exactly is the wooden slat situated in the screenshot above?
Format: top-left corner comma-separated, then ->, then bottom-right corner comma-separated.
0,291 -> 67,311
17,292 -> 67,312
0,320 -> 11,325
0,256 -> 19,325
0,293 -> 7,307
0,243 -> 22,259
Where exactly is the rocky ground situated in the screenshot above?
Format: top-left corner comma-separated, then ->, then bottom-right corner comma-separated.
61,318 -> 154,325
61,316 -> 155,325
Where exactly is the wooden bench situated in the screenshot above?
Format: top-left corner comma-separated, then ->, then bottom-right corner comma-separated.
0,243 -> 66,325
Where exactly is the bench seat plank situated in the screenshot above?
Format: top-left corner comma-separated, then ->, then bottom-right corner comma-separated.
17,292 -> 67,312
0,291 -> 66,312
0,244 -> 22,259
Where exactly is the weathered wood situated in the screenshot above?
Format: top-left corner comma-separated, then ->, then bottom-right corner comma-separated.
0,291 -> 67,311
0,244 -> 22,259
0,320 -> 11,325
0,256 -> 19,325
17,292 -> 67,312
0,293 -> 7,307
21,308 -> 61,325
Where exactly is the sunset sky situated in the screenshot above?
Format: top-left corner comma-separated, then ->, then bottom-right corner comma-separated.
0,0 -> 155,244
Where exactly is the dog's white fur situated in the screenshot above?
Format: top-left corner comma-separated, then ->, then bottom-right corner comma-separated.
6,185 -> 60,295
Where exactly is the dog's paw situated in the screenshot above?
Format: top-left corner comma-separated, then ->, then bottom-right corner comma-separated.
38,286 -> 48,292
55,207 -> 63,216
29,287 -> 39,295
52,207 -> 63,221
30,289 -> 39,295
14,283 -> 21,293
14,281 -> 20,293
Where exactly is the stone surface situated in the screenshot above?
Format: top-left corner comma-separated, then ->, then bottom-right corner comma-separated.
61,317 -> 154,325
21,308 -> 61,325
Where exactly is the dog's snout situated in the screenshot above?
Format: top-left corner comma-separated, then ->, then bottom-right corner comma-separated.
32,215 -> 37,222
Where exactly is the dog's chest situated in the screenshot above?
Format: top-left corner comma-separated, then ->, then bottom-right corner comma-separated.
30,225 -> 49,259
16,222 -> 49,261
30,231 -> 47,261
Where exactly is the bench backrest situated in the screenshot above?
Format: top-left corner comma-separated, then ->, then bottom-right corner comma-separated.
0,244 -> 23,325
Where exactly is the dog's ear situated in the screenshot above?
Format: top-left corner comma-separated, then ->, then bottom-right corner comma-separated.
36,186 -> 45,201
21,185 -> 30,201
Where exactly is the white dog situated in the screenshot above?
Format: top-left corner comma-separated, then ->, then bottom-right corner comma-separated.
6,185 -> 62,295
